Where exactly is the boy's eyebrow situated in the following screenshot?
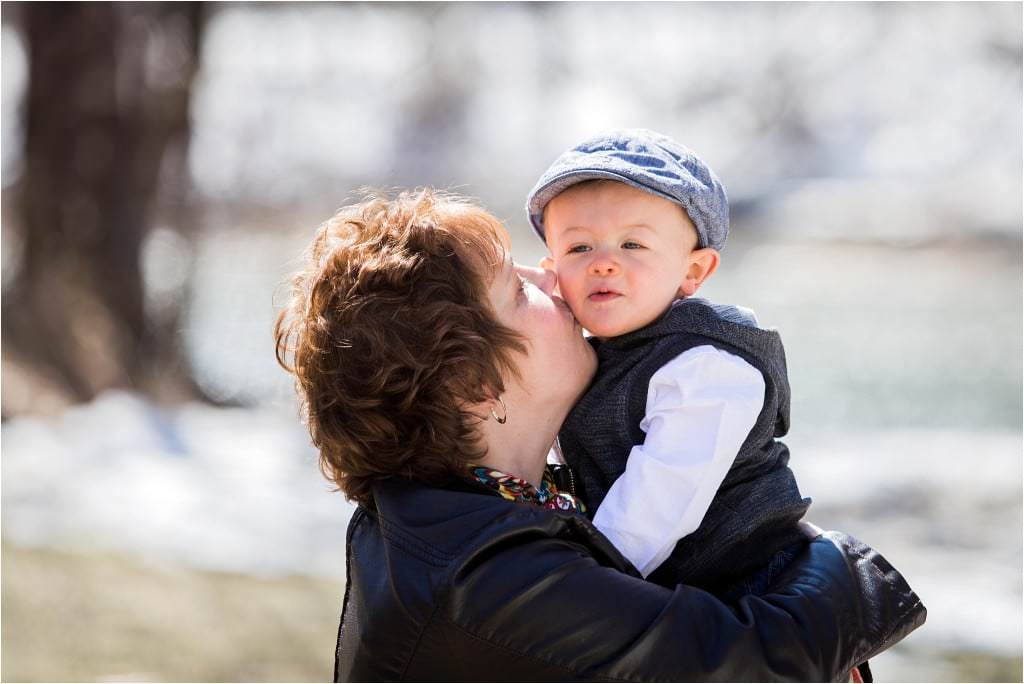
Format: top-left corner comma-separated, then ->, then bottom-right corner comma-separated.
623,223 -> 656,233
558,223 -> 656,236
558,225 -> 589,236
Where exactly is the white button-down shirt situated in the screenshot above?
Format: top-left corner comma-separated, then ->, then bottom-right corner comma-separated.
590,345 -> 766,577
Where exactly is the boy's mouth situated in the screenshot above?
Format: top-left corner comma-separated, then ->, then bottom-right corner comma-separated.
587,287 -> 623,303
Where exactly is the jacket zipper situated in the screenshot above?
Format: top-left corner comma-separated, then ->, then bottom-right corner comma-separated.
566,464 -> 577,497
552,437 -> 577,497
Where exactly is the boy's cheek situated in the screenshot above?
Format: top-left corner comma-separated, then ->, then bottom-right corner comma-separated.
558,282 -> 589,319
552,269 -> 577,302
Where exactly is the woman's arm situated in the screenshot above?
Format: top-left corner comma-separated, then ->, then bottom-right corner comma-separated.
447,528 -> 925,682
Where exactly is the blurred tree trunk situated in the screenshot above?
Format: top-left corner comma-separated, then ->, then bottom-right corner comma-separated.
3,3 -> 206,412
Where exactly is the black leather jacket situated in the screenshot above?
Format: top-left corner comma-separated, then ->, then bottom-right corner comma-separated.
335,477 -> 925,682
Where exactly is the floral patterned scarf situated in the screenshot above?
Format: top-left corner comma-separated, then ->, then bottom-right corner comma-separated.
466,464 -> 586,514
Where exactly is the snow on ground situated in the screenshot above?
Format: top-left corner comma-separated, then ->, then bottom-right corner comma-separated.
2,391 -> 353,579
2,390 -> 1021,659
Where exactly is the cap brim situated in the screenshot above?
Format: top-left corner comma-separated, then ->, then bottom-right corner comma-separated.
527,169 -> 686,242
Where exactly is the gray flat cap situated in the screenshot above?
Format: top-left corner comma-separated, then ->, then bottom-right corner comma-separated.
526,128 -> 729,250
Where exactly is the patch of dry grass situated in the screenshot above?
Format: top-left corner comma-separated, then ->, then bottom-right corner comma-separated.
1,543 -> 343,682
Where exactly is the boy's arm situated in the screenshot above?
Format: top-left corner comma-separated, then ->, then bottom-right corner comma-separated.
592,344 -> 765,577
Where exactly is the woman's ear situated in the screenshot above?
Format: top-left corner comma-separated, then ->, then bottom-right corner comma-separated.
679,248 -> 720,297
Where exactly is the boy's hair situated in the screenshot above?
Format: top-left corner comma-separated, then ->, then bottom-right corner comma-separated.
275,189 -> 526,508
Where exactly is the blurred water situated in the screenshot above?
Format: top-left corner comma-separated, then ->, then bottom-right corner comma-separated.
189,223 -> 1022,432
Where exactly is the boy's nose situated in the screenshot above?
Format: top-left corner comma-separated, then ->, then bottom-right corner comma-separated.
515,263 -> 556,296
588,255 -> 619,277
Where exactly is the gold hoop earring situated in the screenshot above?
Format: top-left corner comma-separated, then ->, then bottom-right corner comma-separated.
490,396 -> 508,424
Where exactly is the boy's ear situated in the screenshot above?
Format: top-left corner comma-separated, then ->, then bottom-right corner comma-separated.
679,248 -> 720,297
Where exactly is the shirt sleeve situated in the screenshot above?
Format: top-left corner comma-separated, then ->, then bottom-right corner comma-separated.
592,344 -> 766,577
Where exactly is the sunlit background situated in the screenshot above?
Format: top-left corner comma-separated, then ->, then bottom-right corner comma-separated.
2,3 -> 1021,681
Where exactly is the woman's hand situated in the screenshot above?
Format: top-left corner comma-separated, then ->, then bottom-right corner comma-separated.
799,522 -> 872,684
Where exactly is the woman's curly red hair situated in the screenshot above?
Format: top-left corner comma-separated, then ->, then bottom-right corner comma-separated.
275,189 -> 526,507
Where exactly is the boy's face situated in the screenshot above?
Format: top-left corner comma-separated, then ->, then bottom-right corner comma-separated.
543,181 -> 705,338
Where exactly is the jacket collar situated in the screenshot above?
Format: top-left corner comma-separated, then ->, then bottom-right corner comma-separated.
368,475 -> 634,575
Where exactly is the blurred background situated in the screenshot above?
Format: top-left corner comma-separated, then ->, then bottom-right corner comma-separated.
1,2 -> 1021,681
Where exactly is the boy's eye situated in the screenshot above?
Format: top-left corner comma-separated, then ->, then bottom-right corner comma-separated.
567,245 -> 590,254
622,241 -> 643,249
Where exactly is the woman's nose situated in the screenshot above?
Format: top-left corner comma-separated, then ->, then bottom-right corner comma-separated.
515,263 -> 556,296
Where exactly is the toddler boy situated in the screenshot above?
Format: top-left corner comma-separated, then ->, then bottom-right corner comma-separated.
527,129 -> 810,594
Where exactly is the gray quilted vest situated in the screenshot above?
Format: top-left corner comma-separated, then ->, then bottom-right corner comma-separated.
559,297 -> 811,590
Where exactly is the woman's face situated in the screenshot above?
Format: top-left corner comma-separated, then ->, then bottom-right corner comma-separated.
487,254 -> 597,410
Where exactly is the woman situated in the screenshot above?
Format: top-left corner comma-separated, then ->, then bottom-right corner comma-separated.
275,189 -> 925,682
